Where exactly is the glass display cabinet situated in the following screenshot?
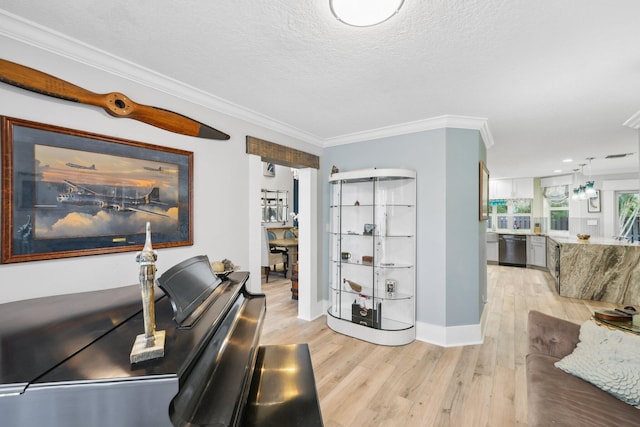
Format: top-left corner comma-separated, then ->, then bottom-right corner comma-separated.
327,168 -> 416,345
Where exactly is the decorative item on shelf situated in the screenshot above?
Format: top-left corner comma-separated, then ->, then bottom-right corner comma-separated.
351,297 -> 382,328
331,165 -> 340,175
385,279 -> 397,295
343,278 -> 362,292
354,200 -> 360,206
362,255 -> 373,265
534,223 -> 541,234
363,223 -> 376,235
577,234 -> 591,241
130,222 -> 165,364
341,251 -> 351,260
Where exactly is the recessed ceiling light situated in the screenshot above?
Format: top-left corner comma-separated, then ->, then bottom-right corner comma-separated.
330,0 -> 404,27
562,158 -> 573,163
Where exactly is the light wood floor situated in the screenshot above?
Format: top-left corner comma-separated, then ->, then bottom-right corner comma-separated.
259,266 -> 617,427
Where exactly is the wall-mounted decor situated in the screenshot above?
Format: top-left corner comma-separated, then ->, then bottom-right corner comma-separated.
263,162 -> 276,177
479,160 -> 490,221
0,58 -> 229,140
1,116 -> 193,263
587,190 -> 601,213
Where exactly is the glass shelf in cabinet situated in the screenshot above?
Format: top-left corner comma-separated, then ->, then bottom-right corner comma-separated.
378,291 -> 413,301
330,203 -> 375,208
330,259 -> 376,267
376,263 -> 413,269
329,232 -> 377,237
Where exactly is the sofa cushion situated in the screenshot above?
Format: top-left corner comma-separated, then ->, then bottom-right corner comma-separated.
527,353 -> 639,427
555,321 -> 640,408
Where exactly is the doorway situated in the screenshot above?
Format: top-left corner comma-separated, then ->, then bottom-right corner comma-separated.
261,164 -> 297,290
247,152 -> 321,321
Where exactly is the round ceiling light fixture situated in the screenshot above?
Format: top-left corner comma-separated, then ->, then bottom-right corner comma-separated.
330,0 -> 404,27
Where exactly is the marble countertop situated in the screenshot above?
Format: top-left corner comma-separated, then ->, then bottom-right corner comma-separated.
487,230 -> 640,246
547,235 -> 640,247
487,231 -> 640,247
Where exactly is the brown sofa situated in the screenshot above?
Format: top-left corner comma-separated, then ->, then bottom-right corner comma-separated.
526,311 -> 638,426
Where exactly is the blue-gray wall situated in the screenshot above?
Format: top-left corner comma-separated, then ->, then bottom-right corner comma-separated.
322,128 -> 487,329
444,128 -> 488,326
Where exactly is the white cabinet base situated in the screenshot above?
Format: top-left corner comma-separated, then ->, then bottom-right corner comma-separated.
327,314 -> 415,346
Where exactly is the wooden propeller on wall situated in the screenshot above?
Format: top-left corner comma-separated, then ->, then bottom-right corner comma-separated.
0,58 -> 230,140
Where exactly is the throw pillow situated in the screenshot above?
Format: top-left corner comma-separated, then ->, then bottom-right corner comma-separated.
555,320 -> 640,408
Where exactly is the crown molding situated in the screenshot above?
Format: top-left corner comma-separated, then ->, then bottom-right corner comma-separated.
0,10 -> 495,151
323,114 -> 494,149
623,110 -> 640,129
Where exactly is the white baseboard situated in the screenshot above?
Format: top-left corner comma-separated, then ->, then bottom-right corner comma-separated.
416,320 -> 484,347
320,298 -> 485,347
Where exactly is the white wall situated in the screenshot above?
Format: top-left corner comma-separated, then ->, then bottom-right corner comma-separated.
0,39 -> 321,303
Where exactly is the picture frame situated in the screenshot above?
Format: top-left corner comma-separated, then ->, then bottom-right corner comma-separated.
263,162 -> 275,177
1,116 -> 193,264
479,160 -> 490,221
587,190 -> 601,213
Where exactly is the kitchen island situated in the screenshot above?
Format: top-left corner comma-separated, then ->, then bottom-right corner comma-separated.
549,236 -> 640,305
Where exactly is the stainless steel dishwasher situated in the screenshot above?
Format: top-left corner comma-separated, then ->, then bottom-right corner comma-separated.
498,234 -> 527,267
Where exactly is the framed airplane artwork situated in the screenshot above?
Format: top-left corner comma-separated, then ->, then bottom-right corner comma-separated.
1,116 -> 193,263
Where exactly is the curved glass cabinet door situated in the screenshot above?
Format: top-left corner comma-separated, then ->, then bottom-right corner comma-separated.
328,168 -> 416,345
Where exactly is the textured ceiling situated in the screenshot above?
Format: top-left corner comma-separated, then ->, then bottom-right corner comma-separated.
1,0 -> 640,179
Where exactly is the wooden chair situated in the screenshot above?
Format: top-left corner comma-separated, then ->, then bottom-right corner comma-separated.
262,228 -> 288,282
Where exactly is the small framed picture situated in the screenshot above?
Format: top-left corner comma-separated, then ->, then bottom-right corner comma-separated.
263,162 -> 275,177
479,160 -> 490,221
363,223 -> 376,235
587,190 -> 601,213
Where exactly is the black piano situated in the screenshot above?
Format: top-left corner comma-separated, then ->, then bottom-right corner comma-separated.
0,255 -> 323,427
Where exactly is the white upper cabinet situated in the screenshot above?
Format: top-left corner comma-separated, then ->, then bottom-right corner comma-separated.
491,178 -> 534,199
